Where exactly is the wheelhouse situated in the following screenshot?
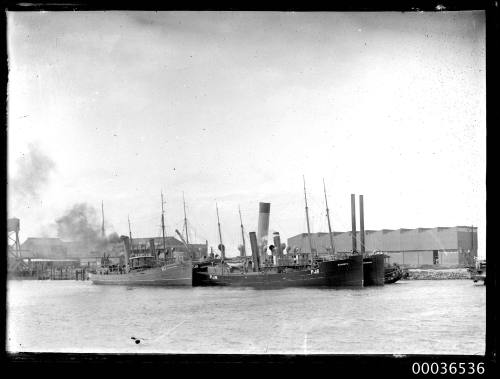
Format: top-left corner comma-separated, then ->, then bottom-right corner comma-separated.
129,255 -> 156,270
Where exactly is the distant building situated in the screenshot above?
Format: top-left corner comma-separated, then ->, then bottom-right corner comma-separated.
19,235 -> 208,261
287,226 -> 477,268
20,238 -> 68,259
130,236 -> 208,260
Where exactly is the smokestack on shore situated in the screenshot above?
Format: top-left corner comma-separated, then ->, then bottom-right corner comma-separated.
257,202 -> 271,262
351,194 -> 357,253
249,232 -> 260,272
121,236 -> 131,266
359,195 -> 365,255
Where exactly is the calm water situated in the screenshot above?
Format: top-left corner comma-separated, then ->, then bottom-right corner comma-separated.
7,279 -> 485,355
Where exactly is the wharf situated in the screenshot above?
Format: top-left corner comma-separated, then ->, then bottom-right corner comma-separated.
406,268 -> 471,280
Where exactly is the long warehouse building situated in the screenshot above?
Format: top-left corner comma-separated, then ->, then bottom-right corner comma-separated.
287,226 -> 477,267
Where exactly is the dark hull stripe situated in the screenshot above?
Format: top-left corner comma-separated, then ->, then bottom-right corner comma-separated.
193,256 -> 365,288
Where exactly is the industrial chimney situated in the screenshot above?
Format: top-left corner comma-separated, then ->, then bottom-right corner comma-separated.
351,194 -> 357,253
359,195 -> 365,255
257,202 -> 271,263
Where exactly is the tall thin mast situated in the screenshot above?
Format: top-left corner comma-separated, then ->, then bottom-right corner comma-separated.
183,192 -> 189,244
216,202 -> 224,259
239,205 -> 246,257
161,191 -> 167,256
128,215 -> 133,255
323,179 -> 335,254
101,200 -> 105,238
359,195 -> 365,255
303,175 -> 314,256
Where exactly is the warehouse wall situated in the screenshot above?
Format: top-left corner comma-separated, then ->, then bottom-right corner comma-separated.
287,226 -> 475,268
385,250 -> 434,267
457,229 -> 478,254
439,251 -> 460,266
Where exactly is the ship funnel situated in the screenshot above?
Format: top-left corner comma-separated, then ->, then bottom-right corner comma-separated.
249,231 -> 260,272
273,232 -> 282,257
359,195 -> 365,255
121,235 -> 131,265
351,194 -> 357,253
149,238 -> 156,260
257,202 -> 271,263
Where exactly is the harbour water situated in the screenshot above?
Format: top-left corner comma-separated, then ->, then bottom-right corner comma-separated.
7,279 -> 485,355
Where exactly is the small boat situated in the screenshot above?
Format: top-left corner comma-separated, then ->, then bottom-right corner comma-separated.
384,264 -> 404,284
383,253 -> 405,283
469,259 -> 486,285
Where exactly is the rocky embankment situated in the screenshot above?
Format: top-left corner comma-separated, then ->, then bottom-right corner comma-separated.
406,268 -> 471,280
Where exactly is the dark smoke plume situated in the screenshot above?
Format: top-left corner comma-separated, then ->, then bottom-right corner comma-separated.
56,203 -> 100,244
107,232 -> 121,244
56,203 -> 120,250
10,143 -> 56,201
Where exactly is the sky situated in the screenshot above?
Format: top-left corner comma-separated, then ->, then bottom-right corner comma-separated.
7,11 -> 486,258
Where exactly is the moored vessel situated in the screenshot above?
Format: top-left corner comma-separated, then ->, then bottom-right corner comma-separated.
192,254 -> 363,288
90,192 -> 206,286
384,264 -> 404,284
363,253 -> 385,286
469,259 -> 486,285
90,254 -> 194,286
193,179 -> 365,289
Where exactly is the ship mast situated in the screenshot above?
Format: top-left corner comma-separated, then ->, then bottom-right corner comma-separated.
216,202 -> 224,260
323,179 -> 335,255
128,215 -> 133,256
183,192 -> 189,244
161,191 -> 167,258
239,205 -> 246,257
101,200 -> 105,238
303,175 -> 314,257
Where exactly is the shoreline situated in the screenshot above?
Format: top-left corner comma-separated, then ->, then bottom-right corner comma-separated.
405,268 -> 471,280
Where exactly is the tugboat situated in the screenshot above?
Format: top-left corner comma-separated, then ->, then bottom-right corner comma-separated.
383,253 -> 405,284
384,264 -> 404,284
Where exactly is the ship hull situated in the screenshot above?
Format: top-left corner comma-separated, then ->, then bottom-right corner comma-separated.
192,255 -> 363,288
363,255 -> 385,286
384,266 -> 404,284
89,261 -> 192,286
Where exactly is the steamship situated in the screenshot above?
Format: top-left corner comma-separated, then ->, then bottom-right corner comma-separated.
90,193 -> 207,286
192,253 -> 364,288
362,253 -> 385,286
193,180 -> 371,288
89,236 -> 196,286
